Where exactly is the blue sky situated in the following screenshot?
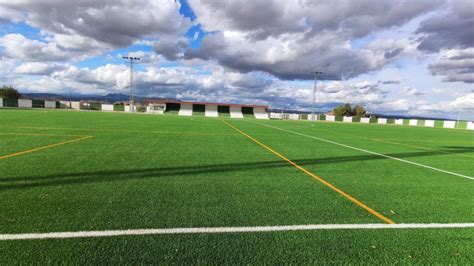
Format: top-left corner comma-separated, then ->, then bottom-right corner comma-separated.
0,0 -> 472,119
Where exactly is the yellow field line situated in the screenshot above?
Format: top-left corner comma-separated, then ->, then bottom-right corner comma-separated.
1,125 -> 237,136
221,120 -> 395,224
0,136 -> 93,160
0,132 -> 88,137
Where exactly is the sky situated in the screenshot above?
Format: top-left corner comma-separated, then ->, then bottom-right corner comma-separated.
0,0 -> 472,119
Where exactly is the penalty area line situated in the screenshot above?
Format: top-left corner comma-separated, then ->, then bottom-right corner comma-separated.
1,223 -> 473,241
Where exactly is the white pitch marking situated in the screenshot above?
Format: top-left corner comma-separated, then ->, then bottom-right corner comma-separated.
253,122 -> 474,181
1,223 -> 473,241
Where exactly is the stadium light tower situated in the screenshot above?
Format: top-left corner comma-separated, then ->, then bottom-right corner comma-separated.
68,87 -> 72,109
122,56 -> 140,113
311,71 -> 322,121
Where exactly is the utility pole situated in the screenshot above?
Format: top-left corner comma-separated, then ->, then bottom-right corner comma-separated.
311,71 -> 322,121
122,56 -> 140,113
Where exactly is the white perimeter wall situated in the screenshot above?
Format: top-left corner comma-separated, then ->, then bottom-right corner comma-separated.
270,112 -> 283,119
18,99 -> 32,108
178,103 -> 193,116
378,118 -> 387,124
467,122 -> 474,130
101,104 -> 114,111
395,119 -> 404,125
0,98 -> 3,107
343,116 -> 352,123
230,106 -> 244,118
326,115 -> 336,122
146,106 -> 163,114
254,107 -> 269,119
425,120 -> 435,127
59,101 -> 80,109
205,104 -> 218,117
443,121 -> 456,128
361,117 -> 370,123
124,105 -> 138,112
44,101 -> 56,108
289,113 -> 300,120
409,119 -> 418,126
307,114 -> 317,121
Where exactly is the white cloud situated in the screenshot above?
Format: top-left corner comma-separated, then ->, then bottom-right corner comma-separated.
429,48 -> 474,83
15,62 -> 68,75
449,93 -> 474,110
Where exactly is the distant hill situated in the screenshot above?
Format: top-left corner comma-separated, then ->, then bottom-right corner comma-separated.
21,93 -> 179,103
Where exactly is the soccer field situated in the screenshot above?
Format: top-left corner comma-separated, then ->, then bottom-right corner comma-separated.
1,109 -> 473,264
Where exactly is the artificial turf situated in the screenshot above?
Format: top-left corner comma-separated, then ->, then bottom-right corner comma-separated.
0,109 -> 473,264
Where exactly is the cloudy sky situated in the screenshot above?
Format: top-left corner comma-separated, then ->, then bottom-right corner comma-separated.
0,0 -> 473,119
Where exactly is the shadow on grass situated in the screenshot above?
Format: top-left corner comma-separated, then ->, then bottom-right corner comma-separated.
1,147 -> 473,191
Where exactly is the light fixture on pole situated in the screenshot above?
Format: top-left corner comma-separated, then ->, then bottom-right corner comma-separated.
122,56 -> 141,113
311,71 -> 322,121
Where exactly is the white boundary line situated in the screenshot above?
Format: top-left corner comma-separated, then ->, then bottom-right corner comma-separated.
253,122 -> 474,180
2,223 -> 473,241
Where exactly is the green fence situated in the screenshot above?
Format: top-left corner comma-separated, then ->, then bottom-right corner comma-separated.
90,102 -> 102,111
2,98 -> 18,107
113,104 -> 125,111
434,120 -> 444,128
32,99 -> 44,108
457,121 -> 467,129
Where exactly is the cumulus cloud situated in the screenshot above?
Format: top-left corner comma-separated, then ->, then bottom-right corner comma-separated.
0,0 -> 191,61
416,0 -> 474,52
0,34 -> 99,62
153,36 -> 188,61
429,48 -> 474,83
189,0 -> 442,40
368,99 -> 411,113
15,62 -> 68,75
0,0 -> 190,47
449,93 -> 474,110
185,31 -> 409,80
402,86 -> 426,97
185,0 -> 440,80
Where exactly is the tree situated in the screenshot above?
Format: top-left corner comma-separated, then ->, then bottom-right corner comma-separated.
332,103 -> 352,116
353,105 -> 367,117
0,86 -> 21,99
332,103 -> 368,117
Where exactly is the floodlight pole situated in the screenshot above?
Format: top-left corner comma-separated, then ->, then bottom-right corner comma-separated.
457,110 -> 461,128
68,88 -> 72,109
311,71 -> 322,121
123,56 -> 141,113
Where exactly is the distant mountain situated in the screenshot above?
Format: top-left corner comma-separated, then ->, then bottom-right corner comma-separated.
21,93 -> 179,103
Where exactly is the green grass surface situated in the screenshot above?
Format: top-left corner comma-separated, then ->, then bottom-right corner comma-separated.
0,109 -> 473,264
